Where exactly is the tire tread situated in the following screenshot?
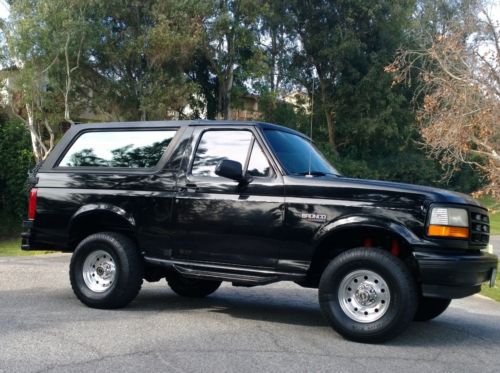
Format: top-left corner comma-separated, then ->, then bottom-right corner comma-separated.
69,232 -> 143,309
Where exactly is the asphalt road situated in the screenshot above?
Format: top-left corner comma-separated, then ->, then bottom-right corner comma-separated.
1,254 -> 500,373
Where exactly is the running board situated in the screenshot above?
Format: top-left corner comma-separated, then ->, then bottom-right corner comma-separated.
144,256 -> 305,286
173,265 -> 279,285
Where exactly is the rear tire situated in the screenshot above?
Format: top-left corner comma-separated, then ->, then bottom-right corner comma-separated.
69,232 -> 143,309
319,248 -> 417,343
414,297 -> 451,321
166,273 -> 221,298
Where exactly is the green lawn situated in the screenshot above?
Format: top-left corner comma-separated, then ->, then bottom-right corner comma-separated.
477,195 -> 499,301
0,238 -> 53,256
477,195 -> 500,234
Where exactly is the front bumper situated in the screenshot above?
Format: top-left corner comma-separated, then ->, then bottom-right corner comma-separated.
414,250 -> 498,299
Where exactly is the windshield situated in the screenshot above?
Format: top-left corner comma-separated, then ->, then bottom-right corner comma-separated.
263,129 -> 338,176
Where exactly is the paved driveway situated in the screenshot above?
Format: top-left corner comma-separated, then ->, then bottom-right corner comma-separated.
1,254 -> 499,373
490,235 -> 500,257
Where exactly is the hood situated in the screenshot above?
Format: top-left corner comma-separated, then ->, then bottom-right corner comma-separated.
284,175 -> 483,208
339,177 -> 481,206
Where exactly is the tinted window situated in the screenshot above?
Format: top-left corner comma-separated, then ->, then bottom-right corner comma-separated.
192,131 -> 252,177
247,141 -> 272,177
264,129 -> 338,175
59,130 -> 176,168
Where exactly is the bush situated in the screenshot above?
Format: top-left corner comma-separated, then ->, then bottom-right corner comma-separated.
0,119 -> 34,237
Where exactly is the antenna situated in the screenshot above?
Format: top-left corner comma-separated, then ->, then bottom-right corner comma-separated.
307,78 -> 314,177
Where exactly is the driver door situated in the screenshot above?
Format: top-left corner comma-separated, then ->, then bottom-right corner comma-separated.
172,127 -> 285,269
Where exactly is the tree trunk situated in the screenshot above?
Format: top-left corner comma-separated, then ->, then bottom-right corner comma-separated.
325,109 -> 335,149
222,71 -> 233,120
26,104 -> 44,162
217,82 -> 223,119
64,33 -> 75,126
270,27 -> 277,92
319,78 -> 336,150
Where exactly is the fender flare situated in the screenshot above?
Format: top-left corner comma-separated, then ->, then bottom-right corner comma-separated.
68,203 -> 136,232
312,215 -> 423,248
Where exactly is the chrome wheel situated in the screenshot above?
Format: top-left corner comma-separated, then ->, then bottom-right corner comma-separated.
338,269 -> 390,323
82,250 -> 116,293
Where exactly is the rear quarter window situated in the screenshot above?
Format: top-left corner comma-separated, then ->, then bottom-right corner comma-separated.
58,130 -> 177,168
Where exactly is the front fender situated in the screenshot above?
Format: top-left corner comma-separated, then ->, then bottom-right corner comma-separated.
313,215 -> 423,247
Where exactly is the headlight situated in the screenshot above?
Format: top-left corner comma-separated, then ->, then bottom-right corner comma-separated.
428,207 -> 469,238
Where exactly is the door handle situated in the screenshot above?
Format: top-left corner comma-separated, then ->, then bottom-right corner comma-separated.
179,183 -> 198,193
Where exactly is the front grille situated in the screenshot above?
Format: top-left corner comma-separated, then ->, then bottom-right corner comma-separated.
469,209 -> 489,245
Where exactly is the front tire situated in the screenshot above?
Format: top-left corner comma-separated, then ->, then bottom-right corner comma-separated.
319,248 -> 417,343
166,273 -> 221,298
414,297 -> 451,321
70,232 -> 143,309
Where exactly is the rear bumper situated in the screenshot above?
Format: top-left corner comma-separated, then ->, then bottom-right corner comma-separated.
414,250 -> 497,299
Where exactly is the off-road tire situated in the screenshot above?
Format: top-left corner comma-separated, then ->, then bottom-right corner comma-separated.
69,232 -> 143,309
319,248 -> 418,343
166,273 -> 221,298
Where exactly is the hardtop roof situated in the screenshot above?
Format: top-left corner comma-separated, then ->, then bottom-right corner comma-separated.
71,120 -> 308,138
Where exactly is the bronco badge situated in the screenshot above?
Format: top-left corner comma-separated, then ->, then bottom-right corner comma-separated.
301,213 -> 327,222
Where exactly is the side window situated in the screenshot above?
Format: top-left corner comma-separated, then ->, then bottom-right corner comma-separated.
246,141 -> 272,177
58,130 -> 177,168
191,130 -> 252,177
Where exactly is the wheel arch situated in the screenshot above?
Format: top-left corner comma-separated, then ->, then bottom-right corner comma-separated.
304,216 -> 421,287
67,204 -> 137,250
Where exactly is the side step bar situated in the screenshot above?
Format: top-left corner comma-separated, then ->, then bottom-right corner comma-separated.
173,265 -> 279,286
144,256 -> 305,286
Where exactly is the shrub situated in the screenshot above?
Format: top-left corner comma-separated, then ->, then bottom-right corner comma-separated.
0,119 -> 34,237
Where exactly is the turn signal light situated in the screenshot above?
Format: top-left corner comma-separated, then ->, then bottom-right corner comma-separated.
428,225 -> 469,239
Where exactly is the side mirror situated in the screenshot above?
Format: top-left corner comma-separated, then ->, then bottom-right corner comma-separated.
215,159 -> 250,183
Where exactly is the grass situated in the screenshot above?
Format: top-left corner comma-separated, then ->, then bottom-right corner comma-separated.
477,195 -> 500,234
481,265 -> 500,302
0,238 -> 54,257
476,195 -> 499,301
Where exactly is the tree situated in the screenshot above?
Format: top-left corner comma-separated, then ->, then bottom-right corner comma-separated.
289,0 -> 412,152
387,1 -> 500,195
2,0 -> 90,160
203,0 -> 266,119
259,0 -> 296,96
79,0 -> 206,121
0,116 -> 34,236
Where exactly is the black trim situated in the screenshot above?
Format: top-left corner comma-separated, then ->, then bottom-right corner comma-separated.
144,256 -> 305,283
414,250 -> 497,299
421,284 -> 481,299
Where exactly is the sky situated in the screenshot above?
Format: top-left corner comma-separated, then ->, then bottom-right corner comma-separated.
0,1 -> 8,20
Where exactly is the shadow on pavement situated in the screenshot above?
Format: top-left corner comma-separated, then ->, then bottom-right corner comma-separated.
127,285 -> 327,327
3,283 -> 500,347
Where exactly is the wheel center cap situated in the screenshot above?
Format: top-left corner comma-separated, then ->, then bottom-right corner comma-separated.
96,266 -> 105,276
355,283 -> 377,306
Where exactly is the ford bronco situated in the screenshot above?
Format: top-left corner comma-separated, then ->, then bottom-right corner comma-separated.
22,120 -> 498,343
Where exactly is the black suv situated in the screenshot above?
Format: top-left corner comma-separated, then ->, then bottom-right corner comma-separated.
22,120 -> 497,343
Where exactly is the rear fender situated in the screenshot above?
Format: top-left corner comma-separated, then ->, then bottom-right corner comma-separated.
71,203 -> 135,226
